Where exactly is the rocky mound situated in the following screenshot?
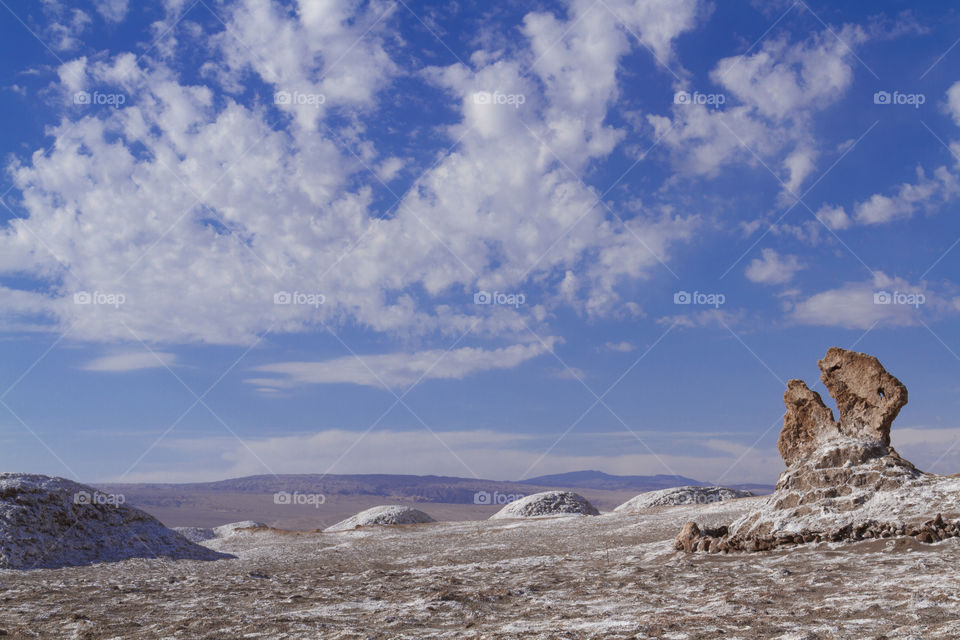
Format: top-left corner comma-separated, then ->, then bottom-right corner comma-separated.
174,520 -> 267,544
676,348 -> 960,553
615,486 -> 753,511
214,520 -> 267,536
0,473 -> 231,569
174,527 -> 218,544
488,491 -> 599,519
324,505 -> 435,532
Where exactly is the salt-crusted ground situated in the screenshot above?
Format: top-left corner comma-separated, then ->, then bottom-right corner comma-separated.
3,496 -> 960,639
615,485 -> 753,511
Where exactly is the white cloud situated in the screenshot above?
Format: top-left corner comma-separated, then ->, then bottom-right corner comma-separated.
653,24 -> 868,185
789,272 -> 942,329
604,341 -> 635,352
550,366 -> 586,380
711,29 -> 864,122
838,82 -> 960,228
854,165 -> 960,225
82,350 -> 178,372
815,203 -> 851,230
0,0 -> 701,345
782,146 -> 816,195
93,0 -> 129,23
39,2 -> 92,51
745,248 -> 804,284
656,308 -> 744,329
247,341 -> 555,390
946,81 -> 960,127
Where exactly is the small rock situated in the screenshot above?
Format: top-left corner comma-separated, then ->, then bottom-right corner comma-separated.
674,522 -> 701,552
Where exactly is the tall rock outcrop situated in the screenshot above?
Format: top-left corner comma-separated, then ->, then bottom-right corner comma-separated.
676,348 -> 960,553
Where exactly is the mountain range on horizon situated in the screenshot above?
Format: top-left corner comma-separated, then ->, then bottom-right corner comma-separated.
88,469 -> 774,528
98,469 -> 773,498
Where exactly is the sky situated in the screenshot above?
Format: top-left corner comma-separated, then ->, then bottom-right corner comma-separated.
0,0 -> 958,485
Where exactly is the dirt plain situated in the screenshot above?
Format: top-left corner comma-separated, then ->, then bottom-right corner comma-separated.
3,497 -> 960,639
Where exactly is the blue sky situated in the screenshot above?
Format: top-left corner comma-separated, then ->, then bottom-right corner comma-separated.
0,0 -> 958,484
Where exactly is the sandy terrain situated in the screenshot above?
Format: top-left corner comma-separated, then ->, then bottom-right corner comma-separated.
3,497 -> 960,639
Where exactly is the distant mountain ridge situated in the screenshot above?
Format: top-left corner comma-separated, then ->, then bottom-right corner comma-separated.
98,470 -> 772,506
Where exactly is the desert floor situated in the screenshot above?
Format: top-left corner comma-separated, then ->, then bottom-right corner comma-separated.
3,497 -> 960,639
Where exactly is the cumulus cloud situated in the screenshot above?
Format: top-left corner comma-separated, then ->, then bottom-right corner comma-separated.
745,248 -> 804,284
782,147 -> 817,194
711,29 -> 864,122
246,341 -> 555,390
92,0 -> 129,23
0,0 -> 701,346
854,165 -> 960,225
789,273 -> 945,329
652,24 -> 868,183
43,4 -> 92,52
814,204 -> 851,230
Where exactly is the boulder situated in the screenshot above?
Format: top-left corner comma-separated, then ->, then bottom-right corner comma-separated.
674,521 -> 701,552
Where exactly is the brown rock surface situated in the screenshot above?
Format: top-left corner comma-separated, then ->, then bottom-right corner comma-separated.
674,521 -> 700,552
818,346 -> 907,446
777,379 -> 839,466
678,347 -> 960,553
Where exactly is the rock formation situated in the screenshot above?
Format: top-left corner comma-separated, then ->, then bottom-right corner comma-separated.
324,505 -> 435,532
676,347 -> 960,553
488,491 -> 599,519
615,486 -> 753,511
0,473 -> 231,569
174,520 -> 267,543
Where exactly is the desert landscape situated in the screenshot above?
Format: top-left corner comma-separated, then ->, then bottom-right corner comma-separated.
2,1 -> 959,638
3,349 -> 960,638
7,497 -> 960,639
